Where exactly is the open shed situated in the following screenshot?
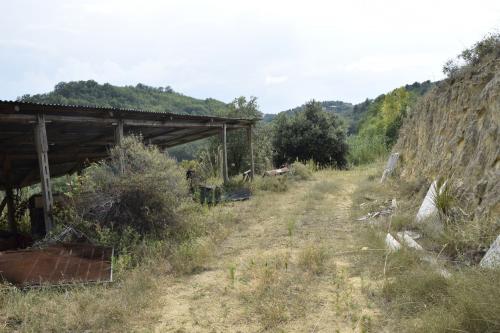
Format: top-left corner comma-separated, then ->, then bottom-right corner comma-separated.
0,100 -> 258,234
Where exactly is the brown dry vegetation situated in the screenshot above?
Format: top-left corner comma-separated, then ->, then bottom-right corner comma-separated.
2,162 -> 497,332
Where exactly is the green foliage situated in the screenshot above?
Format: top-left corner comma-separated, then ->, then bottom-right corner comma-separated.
289,161 -> 313,181
252,176 -> 288,192
347,134 -> 388,165
272,100 -> 348,168
348,83 -> 431,165
443,33 -> 500,77
204,96 -> 272,176
70,136 -> 191,246
19,80 -> 229,116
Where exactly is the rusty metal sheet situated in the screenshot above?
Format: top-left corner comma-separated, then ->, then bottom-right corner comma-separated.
0,243 -> 113,287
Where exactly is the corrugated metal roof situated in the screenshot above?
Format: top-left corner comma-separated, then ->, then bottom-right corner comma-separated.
0,100 -> 260,122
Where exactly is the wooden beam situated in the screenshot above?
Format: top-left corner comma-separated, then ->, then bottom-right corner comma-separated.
0,113 -> 251,129
5,187 -> 17,233
34,114 -> 54,233
247,126 -> 255,180
222,124 -> 228,184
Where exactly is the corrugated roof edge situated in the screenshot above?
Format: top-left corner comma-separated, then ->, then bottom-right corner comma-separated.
0,100 -> 261,122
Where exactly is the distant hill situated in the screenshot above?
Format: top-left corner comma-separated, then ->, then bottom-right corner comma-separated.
263,100 -> 353,123
19,80 -> 230,116
265,80 -> 435,134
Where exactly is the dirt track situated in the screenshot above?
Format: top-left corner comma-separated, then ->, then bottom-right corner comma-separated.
154,169 -> 377,332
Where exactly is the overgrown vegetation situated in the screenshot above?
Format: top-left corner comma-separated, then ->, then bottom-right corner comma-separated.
351,165 -> 500,332
443,32 -> 500,78
272,100 -> 348,168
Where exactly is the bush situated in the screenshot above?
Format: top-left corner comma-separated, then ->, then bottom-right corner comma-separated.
289,162 -> 313,181
252,176 -> 288,192
347,134 -> 388,165
272,100 -> 348,168
75,136 -> 190,236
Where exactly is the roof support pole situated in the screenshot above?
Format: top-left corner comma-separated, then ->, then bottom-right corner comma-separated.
247,126 -> 255,181
221,123 -> 229,184
34,114 -> 53,233
5,187 -> 17,233
114,120 -> 124,174
0,196 -> 7,217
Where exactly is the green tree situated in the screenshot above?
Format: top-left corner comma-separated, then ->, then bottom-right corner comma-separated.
272,100 -> 348,168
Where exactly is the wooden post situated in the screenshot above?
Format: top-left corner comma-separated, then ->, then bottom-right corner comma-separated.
0,196 -> 7,217
114,120 -> 125,174
222,123 -> 229,184
5,188 -> 17,233
247,126 -> 255,180
34,114 -> 53,233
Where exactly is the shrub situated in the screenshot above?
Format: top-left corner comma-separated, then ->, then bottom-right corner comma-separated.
75,136 -> 191,236
252,176 -> 288,192
289,162 -> 313,181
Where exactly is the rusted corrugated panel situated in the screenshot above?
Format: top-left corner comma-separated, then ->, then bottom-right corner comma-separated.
0,243 -> 113,287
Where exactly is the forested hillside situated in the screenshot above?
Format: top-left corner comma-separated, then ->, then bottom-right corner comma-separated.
19,80 -> 230,116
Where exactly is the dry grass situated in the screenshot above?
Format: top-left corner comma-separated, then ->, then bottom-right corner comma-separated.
0,266 -> 159,332
350,164 -> 500,332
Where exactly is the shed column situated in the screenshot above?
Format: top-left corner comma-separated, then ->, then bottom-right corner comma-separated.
5,188 -> 17,233
114,120 -> 125,174
247,126 -> 255,180
221,124 -> 229,184
34,114 -> 53,232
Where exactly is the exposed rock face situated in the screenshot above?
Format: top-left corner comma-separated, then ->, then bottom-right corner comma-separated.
394,56 -> 500,219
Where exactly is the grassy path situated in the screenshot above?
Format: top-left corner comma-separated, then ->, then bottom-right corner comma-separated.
154,169 -> 377,332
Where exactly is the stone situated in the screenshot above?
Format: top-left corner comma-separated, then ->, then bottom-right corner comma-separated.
416,180 -> 446,222
480,235 -> 500,269
380,153 -> 400,183
385,233 -> 401,252
397,231 -> 423,250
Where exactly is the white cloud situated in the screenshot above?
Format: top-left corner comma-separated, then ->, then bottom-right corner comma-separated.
0,0 -> 499,112
265,75 -> 288,85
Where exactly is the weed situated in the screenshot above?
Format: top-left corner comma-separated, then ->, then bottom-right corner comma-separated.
228,265 -> 237,286
169,237 -> 215,274
252,176 -> 288,192
298,245 -> 330,275
287,219 -> 296,237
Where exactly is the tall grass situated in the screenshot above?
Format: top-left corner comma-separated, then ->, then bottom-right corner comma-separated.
347,135 -> 388,165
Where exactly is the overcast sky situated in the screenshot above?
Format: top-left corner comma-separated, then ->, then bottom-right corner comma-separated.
1,0 -> 499,113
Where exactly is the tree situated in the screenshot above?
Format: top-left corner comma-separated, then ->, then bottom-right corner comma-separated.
200,96 -> 272,177
272,100 -> 348,168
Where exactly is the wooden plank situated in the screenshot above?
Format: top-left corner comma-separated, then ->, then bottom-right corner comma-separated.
0,113 -> 250,129
34,114 -> 54,232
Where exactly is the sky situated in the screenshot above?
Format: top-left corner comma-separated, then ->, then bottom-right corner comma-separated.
1,1 -> 499,113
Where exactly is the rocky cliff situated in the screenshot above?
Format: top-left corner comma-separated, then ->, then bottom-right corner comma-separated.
394,53 -> 499,219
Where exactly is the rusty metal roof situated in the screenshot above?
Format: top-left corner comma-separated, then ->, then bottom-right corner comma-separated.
0,243 -> 113,287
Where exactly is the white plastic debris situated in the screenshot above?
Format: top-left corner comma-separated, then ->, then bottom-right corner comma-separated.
391,198 -> 398,209
380,153 -> 400,183
480,235 -> 500,269
385,233 -> 401,252
416,180 -> 446,223
397,231 -> 423,250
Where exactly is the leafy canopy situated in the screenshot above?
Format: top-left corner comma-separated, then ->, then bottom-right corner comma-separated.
272,100 -> 348,168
